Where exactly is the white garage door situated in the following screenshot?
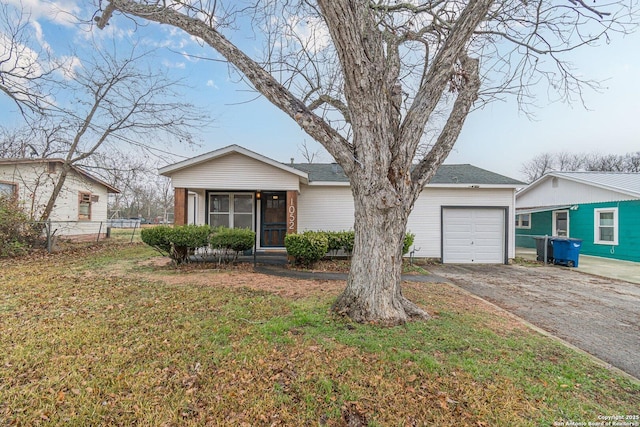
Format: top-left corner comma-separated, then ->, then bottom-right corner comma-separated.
442,208 -> 505,264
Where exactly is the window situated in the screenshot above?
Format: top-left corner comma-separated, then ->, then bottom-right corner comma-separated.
515,213 -> 531,229
208,193 -> 253,229
594,208 -> 618,245
78,192 -> 92,220
0,182 -> 17,197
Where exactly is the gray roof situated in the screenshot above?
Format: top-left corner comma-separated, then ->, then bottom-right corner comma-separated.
289,163 -> 525,186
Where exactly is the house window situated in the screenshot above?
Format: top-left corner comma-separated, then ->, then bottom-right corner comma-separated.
78,192 -> 92,220
515,213 -> 531,229
0,182 -> 17,197
594,208 -> 618,245
208,193 -> 253,229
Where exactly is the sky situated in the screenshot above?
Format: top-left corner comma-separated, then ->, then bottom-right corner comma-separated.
1,1 -> 639,182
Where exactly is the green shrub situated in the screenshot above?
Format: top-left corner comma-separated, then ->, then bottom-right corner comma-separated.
140,225 -> 172,254
325,230 -> 355,255
140,224 -> 211,264
284,231 -> 329,267
403,231 -> 415,255
210,227 -> 256,262
0,195 -> 41,257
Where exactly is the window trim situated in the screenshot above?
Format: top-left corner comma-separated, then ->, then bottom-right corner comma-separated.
0,181 -> 18,198
78,192 -> 92,221
515,213 -> 531,229
207,192 -> 254,230
594,207 -> 618,245
553,210 -> 569,237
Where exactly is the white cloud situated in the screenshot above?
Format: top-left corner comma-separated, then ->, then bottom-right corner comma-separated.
5,0 -> 80,27
206,80 -> 218,89
161,58 -> 186,69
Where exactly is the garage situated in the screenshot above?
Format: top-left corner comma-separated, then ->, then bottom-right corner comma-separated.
441,207 -> 507,264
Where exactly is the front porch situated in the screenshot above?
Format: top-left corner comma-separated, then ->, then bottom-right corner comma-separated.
174,188 -> 298,250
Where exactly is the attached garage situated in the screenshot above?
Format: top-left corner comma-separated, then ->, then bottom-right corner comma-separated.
161,145 -> 525,261
441,207 -> 508,264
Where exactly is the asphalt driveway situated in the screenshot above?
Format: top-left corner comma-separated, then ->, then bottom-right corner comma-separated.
428,264 -> 640,380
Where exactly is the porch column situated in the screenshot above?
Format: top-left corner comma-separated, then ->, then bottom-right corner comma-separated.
174,188 -> 188,225
286,190 -> 297,234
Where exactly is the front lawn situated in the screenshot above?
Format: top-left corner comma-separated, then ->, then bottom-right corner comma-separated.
1,243 -> 637,426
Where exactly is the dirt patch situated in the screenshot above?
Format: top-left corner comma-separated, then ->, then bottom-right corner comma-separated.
132,257 -> 346,299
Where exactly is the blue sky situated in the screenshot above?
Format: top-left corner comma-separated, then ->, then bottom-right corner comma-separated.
1,1 -> 639,181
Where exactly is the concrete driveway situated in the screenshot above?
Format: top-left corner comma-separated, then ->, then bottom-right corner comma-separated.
428,263 -> 640,380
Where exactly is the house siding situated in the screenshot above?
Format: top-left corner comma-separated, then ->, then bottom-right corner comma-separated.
297,185 -> 516,260
515,212 -> 553,248
516,200 -> 640,262
570,201 -> 639,262
297,185 -> 355,232
409,188 -> 515,259
0,162 -> 111,236
517,176 -> 633,207
170,153 -> 300,191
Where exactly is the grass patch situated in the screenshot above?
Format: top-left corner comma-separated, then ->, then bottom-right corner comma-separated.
0,243 -> 637,426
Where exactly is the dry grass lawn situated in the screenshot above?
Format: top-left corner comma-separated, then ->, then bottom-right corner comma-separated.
1,242 -> 638,426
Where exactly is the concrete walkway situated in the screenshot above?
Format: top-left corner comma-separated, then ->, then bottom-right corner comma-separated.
516,248 -> 640,284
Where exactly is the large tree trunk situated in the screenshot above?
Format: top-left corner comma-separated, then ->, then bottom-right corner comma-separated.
333,176 -> 429,326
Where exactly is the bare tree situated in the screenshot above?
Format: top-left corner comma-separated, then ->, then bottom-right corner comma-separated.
521,151 -> 640,181
520,152 -> 557,182
0,3 -> 59,115
97,1 -> 636,324
297,140 -> 324,163
29,42 -> 207,221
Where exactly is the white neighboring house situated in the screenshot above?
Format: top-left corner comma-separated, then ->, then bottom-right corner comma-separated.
0,158 -> 120,237
160,145 -> 526,264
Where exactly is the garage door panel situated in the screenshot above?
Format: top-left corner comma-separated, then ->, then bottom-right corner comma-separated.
443,208 -> 505,264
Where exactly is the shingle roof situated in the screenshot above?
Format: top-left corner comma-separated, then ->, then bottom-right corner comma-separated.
289,163 -> 525,186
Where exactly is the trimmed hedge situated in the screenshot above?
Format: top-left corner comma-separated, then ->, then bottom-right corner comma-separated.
140,225 -> 211,264
284,231 -> 329,267
210,227 -> 255,262
284,230 -> 415,265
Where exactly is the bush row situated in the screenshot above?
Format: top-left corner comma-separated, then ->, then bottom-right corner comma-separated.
285,230 -> 415,266
140,225 -> 255,264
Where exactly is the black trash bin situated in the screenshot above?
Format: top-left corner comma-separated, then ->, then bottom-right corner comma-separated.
533,236 -> 553,262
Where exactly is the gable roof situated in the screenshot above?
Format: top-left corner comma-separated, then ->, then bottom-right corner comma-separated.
0,158 -> 120,193
160,144 -> 525,188
290,162 -> 525,187
159,144 -> 308,181
517,171 -> 640,199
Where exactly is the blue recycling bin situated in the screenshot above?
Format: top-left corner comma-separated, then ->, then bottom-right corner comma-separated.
551,238 -> 582,267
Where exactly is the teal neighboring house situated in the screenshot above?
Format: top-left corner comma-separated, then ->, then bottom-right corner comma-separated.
515,172 -> 640,262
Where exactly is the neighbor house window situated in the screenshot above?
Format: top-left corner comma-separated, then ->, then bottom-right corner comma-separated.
78,192 -> 92,220
208,193 -> 253,229
0,181 -> 17,197
515,213 -> 531,229
594,208 -> 618,245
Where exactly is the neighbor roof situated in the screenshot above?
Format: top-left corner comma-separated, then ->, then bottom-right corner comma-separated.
0,158 -> 120,193
517,171 -> 640,199
291,162 -> 525,187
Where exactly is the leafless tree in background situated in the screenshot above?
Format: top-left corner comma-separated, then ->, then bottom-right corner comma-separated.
96,0 -> 637,324
0,3 -> 60,116
521,151 -> 640,182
